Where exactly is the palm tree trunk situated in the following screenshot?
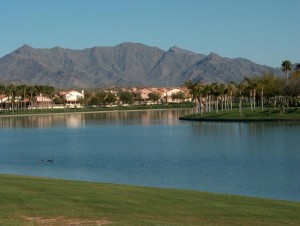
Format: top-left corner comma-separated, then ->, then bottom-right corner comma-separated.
253,93 -> 256,111
239,96 -> 243,116
216,98 -> 219,114
196,99 -> 199,114
261,91 -> 264,111
250,91 -> 253,111
199,96 -> 202,115
230,94 -> 233,111
220,97 -> 222,111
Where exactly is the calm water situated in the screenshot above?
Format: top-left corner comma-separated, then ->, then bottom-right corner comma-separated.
0,109 -> 299,201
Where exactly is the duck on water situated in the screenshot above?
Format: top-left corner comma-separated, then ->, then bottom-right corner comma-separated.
39,159 -> 54,163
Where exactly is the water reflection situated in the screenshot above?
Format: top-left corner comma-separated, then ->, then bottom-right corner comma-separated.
0,109 -> 192,129
192,120 -> 300,136
0,115 -> 56,129
66,114 -> 85,128
190,120 -> 300,159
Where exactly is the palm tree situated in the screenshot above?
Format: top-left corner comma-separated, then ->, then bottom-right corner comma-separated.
14,85 -> 23,112
17,85 -> 27,111
3,86 -> 11,112
202,84 -> 211,112
45,86 -> 55,109
256,82 -> 264,111
211,83 -> 223,114
243,77 -> 258,112
282,60 -> 292,79
6,84 -> 17,112
219,83 -> 226,111
227,82 -> 237,111
237,81 -> 247,116
211,83 -> 220,113
223,85 -> 229,111
195,83 -> 205,115
0,84 -> 5,110
27,86 -> 37,111
184,80 -> 207,114
36,85 -> 46,110
185,80 -> 199,113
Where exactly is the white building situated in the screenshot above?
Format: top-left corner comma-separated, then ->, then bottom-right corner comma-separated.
162,88 -> 186,103
64,90 -> 84,105
0,95 -> 8,104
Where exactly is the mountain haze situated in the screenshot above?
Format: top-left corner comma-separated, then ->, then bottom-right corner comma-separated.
0,42 -> 280,88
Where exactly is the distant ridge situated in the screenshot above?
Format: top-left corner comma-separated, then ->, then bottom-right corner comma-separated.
0,42 -> 280,88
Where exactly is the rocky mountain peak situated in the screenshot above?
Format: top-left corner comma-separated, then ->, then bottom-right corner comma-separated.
206,52 -> 222,60
21,44 -> 33,49
167,46 -> 195,54
13,44 -> 34,54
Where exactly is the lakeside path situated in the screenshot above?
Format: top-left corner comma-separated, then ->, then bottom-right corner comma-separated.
179,108 -> 300,122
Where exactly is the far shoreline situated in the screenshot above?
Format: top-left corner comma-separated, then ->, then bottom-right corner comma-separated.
2,106 -> 300,122
179,108 -> 300,122
0,105 -> 193,118
179,116 -> 300,122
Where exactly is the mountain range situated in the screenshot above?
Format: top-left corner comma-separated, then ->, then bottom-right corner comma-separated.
0,42 -> 281,88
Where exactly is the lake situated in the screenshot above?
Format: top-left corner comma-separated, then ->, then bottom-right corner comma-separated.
0,109 -> 299,201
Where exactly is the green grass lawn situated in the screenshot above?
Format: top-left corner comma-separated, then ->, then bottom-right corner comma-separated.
0,174 -> 299,225
179,107 -> 300,121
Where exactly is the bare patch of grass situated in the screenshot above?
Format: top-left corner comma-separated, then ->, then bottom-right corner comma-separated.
23,216 -> 112,225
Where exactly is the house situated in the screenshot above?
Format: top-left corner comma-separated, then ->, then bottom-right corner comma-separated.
0,95 -> 8,104
36,95 -> 52,103
0,95 -> 8,109
162,87 -> 188,103
34,94 -> 52,108
63,90 -> 84,106
139,88 -> 157,100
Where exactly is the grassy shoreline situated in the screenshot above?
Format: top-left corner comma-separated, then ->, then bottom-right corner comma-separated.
179,108 -> 300,122
0,103 -> 193,117
0,174 -> 299,225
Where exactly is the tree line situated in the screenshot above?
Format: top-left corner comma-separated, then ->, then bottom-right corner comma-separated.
0,84 -> 55,112
185,61 -> 300,115
85,90 -> 186,107
0,84 -> 187,113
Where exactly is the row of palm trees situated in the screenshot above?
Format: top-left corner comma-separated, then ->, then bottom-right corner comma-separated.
0,84 -> 55,112
185,61 -> 300,115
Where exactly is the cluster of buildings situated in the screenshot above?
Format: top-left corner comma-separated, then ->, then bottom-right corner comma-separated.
136,87 -> 189,102
0,87 -> 191,109
93,86 -> 191,105
0,90 -> 85,109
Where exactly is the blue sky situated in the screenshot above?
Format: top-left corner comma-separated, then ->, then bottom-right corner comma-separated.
0,0 -> 299,67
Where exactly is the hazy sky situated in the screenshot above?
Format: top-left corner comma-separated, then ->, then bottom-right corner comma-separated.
1,0 -> 299,67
